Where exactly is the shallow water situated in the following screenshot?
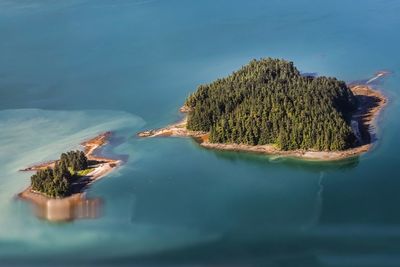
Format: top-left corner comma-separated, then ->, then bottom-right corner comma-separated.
0,0 -> 400,266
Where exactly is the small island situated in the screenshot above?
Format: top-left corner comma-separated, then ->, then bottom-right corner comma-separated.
138,58 -> 387,161
29,150 -> 90,198
18,132 -> 121,221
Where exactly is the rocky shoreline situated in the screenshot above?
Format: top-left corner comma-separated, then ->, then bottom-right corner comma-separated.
137,78 -> 387,161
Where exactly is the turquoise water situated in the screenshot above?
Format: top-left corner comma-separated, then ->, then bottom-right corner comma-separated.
0,0 -> 399,266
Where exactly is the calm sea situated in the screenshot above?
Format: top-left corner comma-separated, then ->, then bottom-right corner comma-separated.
0,0 -> 399,266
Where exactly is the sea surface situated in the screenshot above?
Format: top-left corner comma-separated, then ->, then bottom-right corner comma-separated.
0,0 -> 399,266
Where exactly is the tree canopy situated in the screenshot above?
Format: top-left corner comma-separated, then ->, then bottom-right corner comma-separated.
185,58 -> 357,151
30,150 -> 89,198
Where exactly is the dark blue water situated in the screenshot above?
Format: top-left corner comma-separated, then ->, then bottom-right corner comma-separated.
0,0 -> 399,266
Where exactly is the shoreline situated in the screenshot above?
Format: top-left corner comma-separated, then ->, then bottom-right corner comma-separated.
18,132 -> 121,221
137,81 -> 387,161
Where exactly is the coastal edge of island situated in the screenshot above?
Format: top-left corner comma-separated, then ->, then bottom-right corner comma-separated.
13,71 -> 388,221
137,72 -> 388,161
18,132 -> 121,221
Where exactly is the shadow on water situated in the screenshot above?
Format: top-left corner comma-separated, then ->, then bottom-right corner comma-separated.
189,139 -> 360,173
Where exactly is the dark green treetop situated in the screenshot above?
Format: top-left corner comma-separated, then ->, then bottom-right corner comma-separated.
31,150 -> 89,198
185,58 -> 357,151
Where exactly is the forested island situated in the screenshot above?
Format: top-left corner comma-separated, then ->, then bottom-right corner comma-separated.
185,58 -> 356,150
19,132 -> 121,221
138,58 -> 387,161
30,150 -> 89,198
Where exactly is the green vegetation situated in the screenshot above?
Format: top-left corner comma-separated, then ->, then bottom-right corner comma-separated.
60,150 -> 88,173
31,151 -> 89,198
77,168 -> 95,177
185,58 -> 358,151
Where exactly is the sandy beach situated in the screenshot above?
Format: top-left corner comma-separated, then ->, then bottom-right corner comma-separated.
137,77 -> 387,161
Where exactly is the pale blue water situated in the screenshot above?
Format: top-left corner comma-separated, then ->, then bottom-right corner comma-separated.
0,0 -> 399,266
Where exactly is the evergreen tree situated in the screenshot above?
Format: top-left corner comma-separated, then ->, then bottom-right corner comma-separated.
185,58 -> 357,151
30,150 -> 89,198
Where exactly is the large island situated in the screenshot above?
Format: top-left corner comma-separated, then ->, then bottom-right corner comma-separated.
138,58 -> 387,161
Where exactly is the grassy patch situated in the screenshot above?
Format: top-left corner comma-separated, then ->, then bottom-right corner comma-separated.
68,167 -> 95,177
77,168 -> 95,176
76,168 -> 95,177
